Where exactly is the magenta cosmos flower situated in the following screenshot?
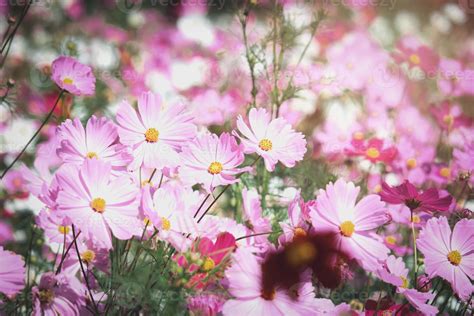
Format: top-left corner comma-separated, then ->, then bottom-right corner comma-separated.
116,91 -> 196,171
222,248 -> 318,316
57,116 -> 132,172
379,180 -> 452,212
417,217 -> 474,301
345,137 -> 397,164
56,159 -> 141,249
310,179 -> 390,271
51,56 -> 95,96
393,35 -> 439,74
180,133 -> 247,192
234,108 -> 306,172
0,247 -> 25,296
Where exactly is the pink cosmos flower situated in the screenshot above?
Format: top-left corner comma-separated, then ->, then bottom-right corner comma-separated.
187,294 -> 225,316
2,169 -> 27,196
0,221 -> 13,245
437,58 -> 474,97
345,137 -> 397,164
242,188 -> 271,249
32,272 -> 85,316
431,101 -> 471,131
279,192 -> 313,244
453,141 -> 474,184
116,91 -> 196,171
193,232 -> 236,270
393,36 -> 439,74
417,217 -> 474,300
36,209 -> 73,244
0,247 -> 25,296
310,179 -> 390,271
222,248 -> 318,316
393,137 -> 435,186
51,56 -> 96,96
235,108 -> 307,171
56,159 -> 141,249
379,180 -> 452,212
377,256 -> 438,315
57,116 -> 132,172
180,133 -> 247,192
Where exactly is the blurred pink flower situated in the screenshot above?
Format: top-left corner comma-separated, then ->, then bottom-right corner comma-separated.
393,137 -> 435,186
0,221 -> 13,245
57,116 -> 132,172
417,217 -> 474,300
2,169 -> 27,196
393,36 -> 439,74
453,141 -> 474,184
380,180 -> 452,212
180,133 -> 247,192
0,246 -> 25,296
431,101 -> 471,131
310,179 -> 390,271
222,248 -> 317,316
51,56 -> 95,96
235,108 -> 306,171
116,91 -> 196,171
36,209 -> 73,244
345,137 -> 397,164
56,159 -> 141,249
242,188 -> 272,249
437,58 -> 474,97
187,294 -> 225,316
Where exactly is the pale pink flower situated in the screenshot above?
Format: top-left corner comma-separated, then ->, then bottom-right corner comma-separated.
32,272 -> 85,316
56,159 -> 141,249
180,133 -> 247,192
36,209 -> 73,244
187,294 -> 225,316
0,247 -> 25,296
242,188 -> 271,250
377,255 -> 438,315
417,217 -> 474,300
393,36 -> 439,74
116,91 -> 196,171
51,56 -> 95,96
310,179 -> 390,271
222,248 -> 318,316
235,108 -> 306,171
57,116 -> 132,172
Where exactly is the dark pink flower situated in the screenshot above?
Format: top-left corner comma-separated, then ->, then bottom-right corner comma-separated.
393,36 -> 439,74
345,137 -> 397,164
379,180 -> 452,212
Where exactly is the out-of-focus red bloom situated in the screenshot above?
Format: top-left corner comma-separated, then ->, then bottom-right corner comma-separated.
379,180 -> 452,212
345,137 -> 397,164
194,232 -> 236,269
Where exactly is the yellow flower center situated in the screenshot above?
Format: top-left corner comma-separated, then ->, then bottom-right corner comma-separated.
406,158 -> 417,169
409,54 -> 420,65
258,138 -> 273,151
86,152 -> 98,159
202,257 -> 215,271
400,276 -> 409,288
90,198 -> 106,213
346,62 -> 354,70
411,215 -> 421,224
373,184 -> 382,193
58,225 -> 70,235
293,227 -> 307,239
443,114 -> 454,127
143,217 -> 151,226
349,299 -> 364,311
161,217 -> 171,231
81,250 -> 96,264
439,167 -> 451,178
353,132 -> 364,140
447,250 -> 462,266
144,128 -> 159,143
366,147 -> 380,159
340,220 -> 355,237
208,161 -> 223,175
385,235 -> 396,245
62,77 -> 74,85
141,180 -> 153,187
38,289 -> 54,304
